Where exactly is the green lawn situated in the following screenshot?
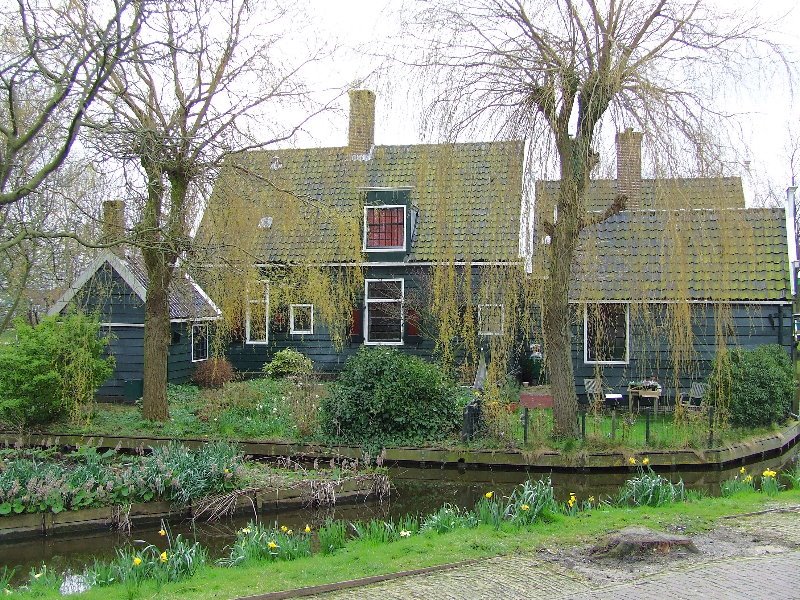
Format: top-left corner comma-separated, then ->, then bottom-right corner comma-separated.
12,488 -> 800,600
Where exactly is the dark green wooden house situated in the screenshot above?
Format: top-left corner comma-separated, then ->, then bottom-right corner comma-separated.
198,89 -> 525,373
48,250 -> 221,399
537,130 -> 794,401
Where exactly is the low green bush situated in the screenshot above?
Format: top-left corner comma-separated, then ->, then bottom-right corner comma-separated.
706,344 -> 794,427
262,349 -> 313,379
0,314 -> 114,426
320,347 -> 460,445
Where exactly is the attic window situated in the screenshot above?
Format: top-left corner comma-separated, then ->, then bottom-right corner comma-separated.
269,156 -> 282,170
258,216 -> 273,229
363,205 -> 406,251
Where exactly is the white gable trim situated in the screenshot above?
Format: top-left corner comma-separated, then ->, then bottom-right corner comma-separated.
47,251 -> 147,317
185,272 -> 222,317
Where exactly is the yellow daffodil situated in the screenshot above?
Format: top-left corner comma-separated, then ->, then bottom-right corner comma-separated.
521,504 -> 530,511
132,556 -> 142,566
160,551 -> 168,563
744,475 -> 753,483
223,468 -> 230,474
267,541 -> 278,550
642,457 -> 650,466
158,528 -> 167,536
739,466 -> 746,475
280,525 -> 288,532
762,469 -> 777,478
304,524 -> 311,533
485,491 -> 494,499
588,496 -> 596,504
628,457 -> 637,465
33,573 -> 43,580
287,529 -> 293,535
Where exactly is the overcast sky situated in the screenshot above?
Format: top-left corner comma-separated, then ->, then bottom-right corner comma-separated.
290,0 -> 799,204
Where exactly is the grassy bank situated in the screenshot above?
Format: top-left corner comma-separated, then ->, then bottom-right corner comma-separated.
10,486 -> 800,600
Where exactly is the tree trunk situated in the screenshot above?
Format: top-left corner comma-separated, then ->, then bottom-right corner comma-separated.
141,251 -> 172,421
543,138 -> 586,438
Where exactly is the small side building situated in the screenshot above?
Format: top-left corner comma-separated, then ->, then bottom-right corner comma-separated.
48,250 -> 221,400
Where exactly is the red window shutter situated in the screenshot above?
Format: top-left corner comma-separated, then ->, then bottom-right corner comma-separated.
350,307 -> 363,337
405,308 -> 420,337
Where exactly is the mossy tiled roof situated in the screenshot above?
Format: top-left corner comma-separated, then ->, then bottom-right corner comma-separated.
537,177 -> 745,213
570,208 -> 790,302
201,141 -> 524,263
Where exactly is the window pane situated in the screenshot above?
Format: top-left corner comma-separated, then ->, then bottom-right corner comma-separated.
479,304 -> 503,335
367,301 -> 402,342
248,302 -> 268,342
366,206 -> 404,249
587,304 -> 627,362
192,324 -> 208,361
291,305 -> 313,333
366,280 -> 402,300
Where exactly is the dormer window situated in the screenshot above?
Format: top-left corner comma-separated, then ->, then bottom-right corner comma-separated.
363,205 -> 406,251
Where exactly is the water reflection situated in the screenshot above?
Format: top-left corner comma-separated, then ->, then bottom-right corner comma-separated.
0,446 -> 796,579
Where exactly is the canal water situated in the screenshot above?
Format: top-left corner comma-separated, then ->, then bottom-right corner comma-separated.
1,446 -> 797,579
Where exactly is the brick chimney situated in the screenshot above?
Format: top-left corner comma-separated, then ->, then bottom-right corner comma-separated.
616,128 -> 643,209
101,200 -> 126,256
347,89 -> 375,155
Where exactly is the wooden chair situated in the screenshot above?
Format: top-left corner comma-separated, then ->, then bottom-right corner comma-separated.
679,382 -> 707,411
584,378 -> 623,408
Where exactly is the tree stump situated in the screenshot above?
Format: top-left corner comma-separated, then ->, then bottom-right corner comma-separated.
591,526 -> 699,559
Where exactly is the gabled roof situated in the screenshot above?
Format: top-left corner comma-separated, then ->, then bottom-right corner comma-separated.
536,177 -> 745,213
570,208 -> 790,302
48,251 -> 221,321
199,141 -> 525,263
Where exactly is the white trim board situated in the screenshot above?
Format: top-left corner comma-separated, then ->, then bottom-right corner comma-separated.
48,251 -> 147,317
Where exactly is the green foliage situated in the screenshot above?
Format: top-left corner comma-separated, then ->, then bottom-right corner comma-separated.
0,314 -> 114,426
616,466 -> 686,507
192,357 -> 236,388
707,344 -> 794,427
420,504 -> 478,533
503,478 -> 558,525
321,347 -> 460,445
317,519 -> 348,555
782,460 -> 800,490
0,443 -> 243,516
720,468 -> 756,497
219,522 -> 312,566
262,349 -> 313,379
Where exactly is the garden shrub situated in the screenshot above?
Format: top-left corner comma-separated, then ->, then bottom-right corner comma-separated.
0,314 -> 114,427
262,348 -> 313,379
320,347 -> 460,445
192,357 -> 236,388
706,344 -> 794,427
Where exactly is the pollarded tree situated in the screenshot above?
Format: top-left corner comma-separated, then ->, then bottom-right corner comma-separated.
407,0 -> 789,436
91,0 -> 331,421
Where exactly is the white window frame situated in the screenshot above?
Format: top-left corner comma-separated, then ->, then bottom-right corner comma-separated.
364,278 -> 404,345
362,204 -> 407,252
191,322 -> 209,362
289,303 -> 314,335
583,302 -> 630,365
245,281 -> 269,345
478,303 -> 505,336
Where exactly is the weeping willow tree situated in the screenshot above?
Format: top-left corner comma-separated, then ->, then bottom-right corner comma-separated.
402,0 -> 790,437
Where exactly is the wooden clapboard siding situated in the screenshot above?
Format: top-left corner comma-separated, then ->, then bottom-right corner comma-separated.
573,302 -> 792,401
